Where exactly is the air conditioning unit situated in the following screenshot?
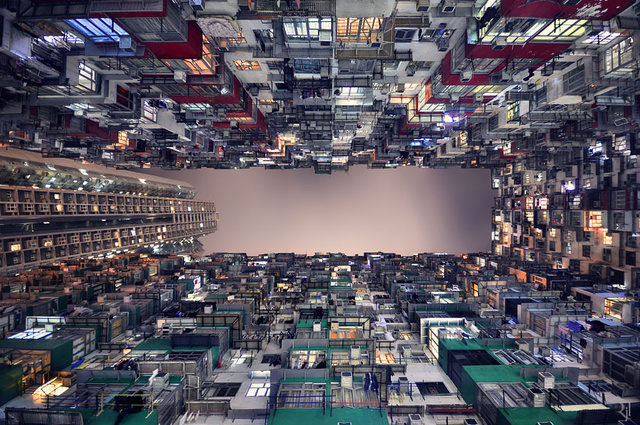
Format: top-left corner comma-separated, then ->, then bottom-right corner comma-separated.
230,120 -> 239,129
492,37 -> 508,50
442,4 -> 456,13
529,388 -> 546,407
409,414 -> 423,425
461,70 -> 473,82
118,36 -> 135,52
396,83 -> 405,93
515,340 -> 530,352
189,0 -> 205,11
341,372 -> 353,388
416,0 -> 430,11
536,422 -> 554,425
319,31 -> 331,46
451,93 -> 460,103
538,372 -> 555,389
174,71 -> 187,83
464,420 -> 478,425
500,70 -> 511,82
474,93 -> 484,102
614,117 -> 630,126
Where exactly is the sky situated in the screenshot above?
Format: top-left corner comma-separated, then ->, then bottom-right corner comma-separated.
149,165 -> 496,256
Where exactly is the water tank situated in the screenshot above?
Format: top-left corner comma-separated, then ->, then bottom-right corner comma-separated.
313,321 -> 322,332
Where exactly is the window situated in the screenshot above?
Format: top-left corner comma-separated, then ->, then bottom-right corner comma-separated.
336,17 -> 383,43
283,18 -> 332,41
588,211 -> 602,228
419,103 -> 446,112
293,59 -> 323,73
234,60 -> 260,71
266,61 -> 282,71
582,245 -> 591,258
563,65 -> 585,93
582,31 -> 620,45
246,382 -> 270,397
601,38 -> 635,78
66,18 -> 129,43
480,17 -> 547,44
454,57 -> 503,74
142,100 -> 158,122
337,87 -> 364,97
182,103 -> 209,112
78,62 -> 99,92
227,30 -> 247,45
395,29 -> 416,43
533,19 -> 590,43
185,38 -> 217,75
507,102 -> 520,123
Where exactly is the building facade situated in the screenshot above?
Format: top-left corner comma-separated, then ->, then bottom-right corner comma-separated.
0,149 -> 218,273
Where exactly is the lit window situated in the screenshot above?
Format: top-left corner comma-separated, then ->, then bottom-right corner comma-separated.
506,102 -> 520,123
227,30 -> 247,45
66,18 -> 129,43
234,60 -> 261,71
78,62 -> 99,92
601,38 -> 635,78
582,31 -> 621,45
142,100 -> 158,122
117,131 -> 128,148
246,382 -> 270,397
42,32 -> 84,48
337,87 -> 364,96
472,85 -> 505,95
185,37 -> 217,75
419,103 -> 446,112
182,103 -> 210,112
336,17 -> 383,43
533,19 -> 590,43
480,18 -> 546,44
588,211 -> 602,228
293,59 -> 323,73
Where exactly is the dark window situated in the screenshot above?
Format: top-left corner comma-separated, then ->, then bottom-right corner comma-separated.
582,245 -> 591,258
626,250 -> 636,266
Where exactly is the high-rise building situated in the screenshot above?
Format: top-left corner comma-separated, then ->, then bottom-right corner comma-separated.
0,148 -> 217,273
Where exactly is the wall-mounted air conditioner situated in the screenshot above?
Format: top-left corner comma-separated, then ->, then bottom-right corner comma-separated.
119,36 -> 135,52
492,37 -> 508,50
174,71 -> 187,83
442,4 -> 456,13
409,414 -> 422,425
189,0 -> 205,11
319,31 -> 332,46
461,70 -> 473,82
416,0 -> 430,11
